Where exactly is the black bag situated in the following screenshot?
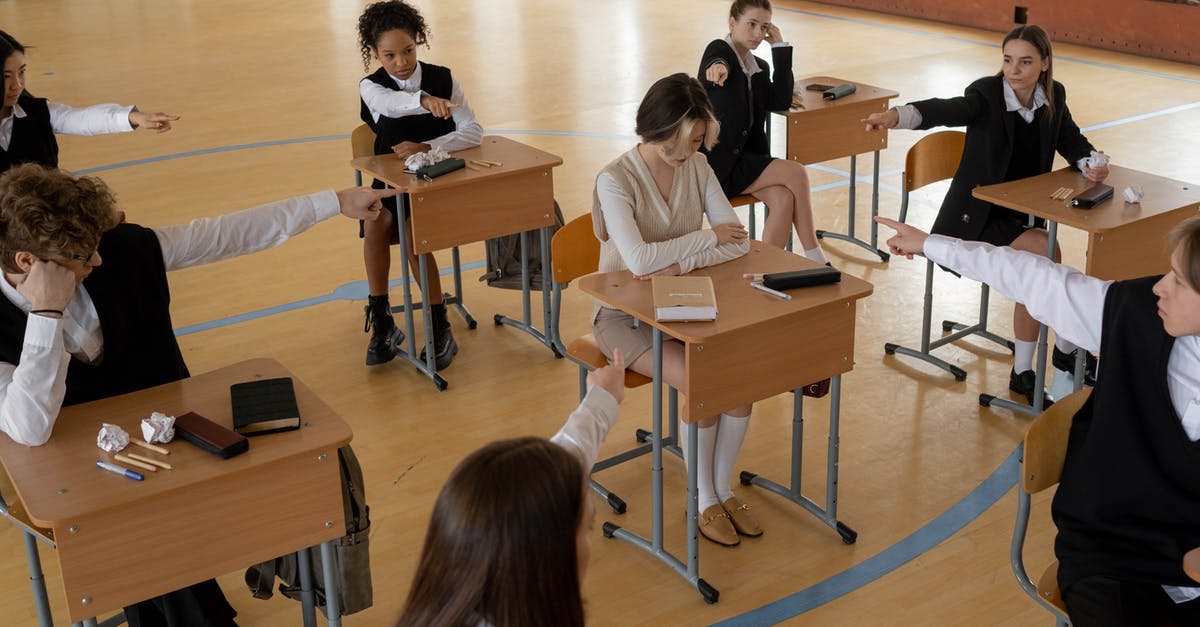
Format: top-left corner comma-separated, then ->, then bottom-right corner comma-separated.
479,200 -> 565,290
244,445 -> 372,615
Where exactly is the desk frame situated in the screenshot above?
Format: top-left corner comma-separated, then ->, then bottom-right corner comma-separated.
0,359 -> 350,626
581,244 -> 871,602
353,137 -> 563,390
776,77 -> 898,262
972,166 -> 1200,415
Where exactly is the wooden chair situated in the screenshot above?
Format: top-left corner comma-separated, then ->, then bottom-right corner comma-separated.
350,124 -> 475,328
550,214 -> 665,514
1012,389 -> 1091,626
883,130 -> 1012,381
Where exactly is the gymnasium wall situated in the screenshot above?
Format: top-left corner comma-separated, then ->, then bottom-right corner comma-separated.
811,0 -> 1199,64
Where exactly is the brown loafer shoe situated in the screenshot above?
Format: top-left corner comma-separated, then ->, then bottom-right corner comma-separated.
722,496 -> 763,537
698,504 -> 740,546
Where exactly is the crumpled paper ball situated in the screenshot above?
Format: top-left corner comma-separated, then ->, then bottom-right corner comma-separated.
1084,150 -> 1109,170
1122,185 -> 1144,203
405,146 -> 451,171
141,412 -> 176,444
97,423 -> 130,453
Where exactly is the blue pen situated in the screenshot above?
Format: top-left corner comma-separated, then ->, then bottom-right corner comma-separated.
97,460 -> 144,481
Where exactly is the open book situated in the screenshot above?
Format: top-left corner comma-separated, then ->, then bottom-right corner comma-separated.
652,276 -> 717,322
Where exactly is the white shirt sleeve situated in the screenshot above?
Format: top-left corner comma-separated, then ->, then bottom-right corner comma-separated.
153,191 -> 341,271
0,315 -> 70,446
359,79 -> 425,120
894,104 -> 923,130
47,102 -> 135,136
923,234 -> 1109,352
426,77 -> 484,154
550,385 -> 620,471
677,171 -> 751,274
595,172 -> 720,276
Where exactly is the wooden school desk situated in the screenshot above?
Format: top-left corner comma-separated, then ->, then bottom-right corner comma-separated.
351,136 -> 563,390
776,77 -> 899,261
579,243 -> 874,602
972,165 -> 1200,415
0,359 -> 351,626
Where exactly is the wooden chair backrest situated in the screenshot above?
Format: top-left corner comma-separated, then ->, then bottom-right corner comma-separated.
1022,389 -> 1092,494
351,124 -> 376,159
552,214 -> 600,284
904,130 -> 966,193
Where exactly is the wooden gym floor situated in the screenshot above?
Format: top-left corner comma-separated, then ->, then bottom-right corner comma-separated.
1,0 -> 1198,624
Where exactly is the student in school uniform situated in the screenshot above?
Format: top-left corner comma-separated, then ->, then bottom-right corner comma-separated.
592,73 -> 756,547
863,24 -> 1109,405
355,0 -> 484,370
0,163 -> 394,626
697,0 -> 828,264
397,350 -> 626,627
878,214 -> 1200,627
0,30 -> 178,174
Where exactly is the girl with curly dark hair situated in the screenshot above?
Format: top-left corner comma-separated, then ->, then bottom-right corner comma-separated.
354,1 -> 483,370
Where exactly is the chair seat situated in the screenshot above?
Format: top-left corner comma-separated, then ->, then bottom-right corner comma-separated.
729,194 -> 757,208
568,334 -> 652,388
1038,560 -> 1066,612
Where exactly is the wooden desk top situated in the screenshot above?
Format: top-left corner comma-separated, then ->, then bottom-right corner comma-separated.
972,165 -> 1200,233
578,243 -> 875,343
0,358 -> 353,528
350,135 -> 563,193
780,76 -> 899,116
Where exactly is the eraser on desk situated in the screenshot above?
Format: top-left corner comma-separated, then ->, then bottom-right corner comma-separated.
175,411 -> 248,459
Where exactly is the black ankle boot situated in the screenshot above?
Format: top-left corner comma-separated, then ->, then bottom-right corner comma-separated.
420,303 -> 458,371
364,295 -> 403,366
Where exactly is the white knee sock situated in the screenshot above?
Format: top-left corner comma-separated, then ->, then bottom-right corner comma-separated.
1013,339 -> 1036,374
1054,335 -> 1077,355
804,246 -> 828,265
689,422 -> 719,512
713,413 -> 750,503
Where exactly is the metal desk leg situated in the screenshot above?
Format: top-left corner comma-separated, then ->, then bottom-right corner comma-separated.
297,547 -> 317,627
740,376 -> 858,544
24,531 -> 52,627
494,228 -> 559,356
815,152 -> 890,261
320,541 -> 342,627
600,328 -> 718,603
980,222 -> 1058,416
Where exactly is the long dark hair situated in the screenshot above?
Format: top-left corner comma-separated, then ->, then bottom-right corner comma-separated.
396,437 -> 587,627
997,25 -> 1055,119
0,30 -> 28,106
357,0 -> 430,71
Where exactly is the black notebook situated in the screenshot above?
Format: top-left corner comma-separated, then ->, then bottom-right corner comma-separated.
230,377 -> 301,436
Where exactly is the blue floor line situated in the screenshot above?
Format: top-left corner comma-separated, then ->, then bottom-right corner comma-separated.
712,447 -> 1021,626
173,260 -> 485,336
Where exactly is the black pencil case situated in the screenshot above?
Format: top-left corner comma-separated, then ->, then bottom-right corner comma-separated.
762,267 -> 841,290
415,158 -> 465,180
175,411 -> 249,459
823,83 -> 857,100
1070,183 -> 1114,208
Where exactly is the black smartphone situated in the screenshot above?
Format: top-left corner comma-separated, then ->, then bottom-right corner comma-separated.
805,83 -> 833,92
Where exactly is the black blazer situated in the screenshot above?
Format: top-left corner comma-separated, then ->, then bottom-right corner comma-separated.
911,75 -> 1094,241
697,40 -> 793,186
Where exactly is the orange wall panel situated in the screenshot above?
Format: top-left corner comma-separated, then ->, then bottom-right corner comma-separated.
812,0 -> 1199,64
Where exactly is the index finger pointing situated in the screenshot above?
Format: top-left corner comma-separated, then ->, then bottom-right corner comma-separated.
874,216 -> 903,231
373,187 -> 404,199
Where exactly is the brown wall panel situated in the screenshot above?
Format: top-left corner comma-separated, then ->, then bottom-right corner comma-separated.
812,0 -> 1199,64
